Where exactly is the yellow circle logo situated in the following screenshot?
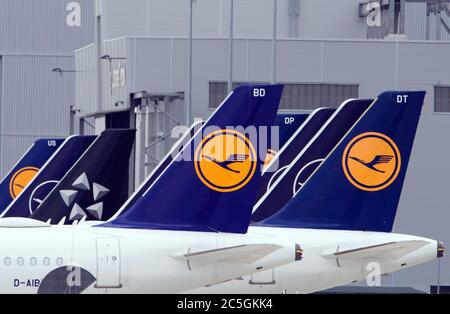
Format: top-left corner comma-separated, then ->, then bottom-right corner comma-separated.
9,166 -> 39,198
194,130 -> 257,192
342,132 -> 401,192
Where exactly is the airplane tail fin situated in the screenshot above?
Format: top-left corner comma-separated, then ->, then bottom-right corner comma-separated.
103,84 -> 284,233
30,129 -> 135,223
260,91 -> 425,232
257,107 -> 335,204
253,99 -> 372,222
1,136 -> 96,218
274,113 -> 309,147
0,138 -> 64,215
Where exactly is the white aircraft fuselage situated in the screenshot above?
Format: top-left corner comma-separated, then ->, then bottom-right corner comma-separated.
190,227 -> 439,294
0,220 -> 296,293
0,220 -> 438,294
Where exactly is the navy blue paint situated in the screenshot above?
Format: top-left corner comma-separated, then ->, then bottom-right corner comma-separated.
2,136 -> 96,218
254,108 -> 335,209
103,84 -> 284,234
30,129 -> 135,223
259,91 -> 424,232
252,99 -> 372,222
0,138 -> 64,215
275,113 -> 309,147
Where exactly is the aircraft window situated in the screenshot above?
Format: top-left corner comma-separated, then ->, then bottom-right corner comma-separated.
43,257 -> 50,266
435,86 -> 450,113
17,257 -> 24,266
4,257 -> 11,266
56,257 -> 63,266
30,257 -> 37,266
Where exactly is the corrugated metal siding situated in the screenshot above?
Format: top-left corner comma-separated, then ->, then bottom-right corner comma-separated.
1,55 -> 72,174
101,39 -> 128,112
0,0 -> 95,176
99,0 -> 366,40
405,2 -> 450,40
0,0 -> 94,54
0,134 -> 47,179
1,55 -> 72,136
405,2 -> 427,40
75,36 -> 450,117
75,44 -> 98,117
75,38 -> 130,117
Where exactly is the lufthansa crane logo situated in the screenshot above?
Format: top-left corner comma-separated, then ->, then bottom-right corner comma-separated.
9,167 -> 39,198
194,130 -> 257,192
342,132 -> 401,192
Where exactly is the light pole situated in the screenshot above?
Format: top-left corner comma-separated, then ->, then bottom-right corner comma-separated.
187,0 -> 194,126
271,0 -> 277,84
228,0 -> 234,94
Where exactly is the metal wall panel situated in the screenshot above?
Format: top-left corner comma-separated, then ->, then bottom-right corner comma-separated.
0,55 -> 72,174
405,2 -> 450,40
1,55 -> 72,136
98,0 -> 367,40
0,134 -> 46,180
0,0 -> 95,176
0,0 -> 94,54
100,38 -> 128,113
75,44 -> 97,117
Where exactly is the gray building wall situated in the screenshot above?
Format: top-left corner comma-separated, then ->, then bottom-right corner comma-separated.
0,0 -> 94,174
98,0 -> 367,40
98,0 -> 450,41
405,2 -> 450,41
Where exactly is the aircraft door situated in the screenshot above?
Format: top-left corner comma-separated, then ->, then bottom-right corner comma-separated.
249,268 -> 276,285
95,237 -> 122,288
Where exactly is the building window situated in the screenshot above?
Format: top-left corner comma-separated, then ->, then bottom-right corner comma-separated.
435,86 -> 450,113
208,82 -> 358,110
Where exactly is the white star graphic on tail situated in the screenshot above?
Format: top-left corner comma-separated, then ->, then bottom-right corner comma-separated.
86,202 -> 103,220
69,203 -> 86,221
58,173 -> 111,221
72,173 -> 90,190
92,183 -> 109,201
59,190 -> 78,207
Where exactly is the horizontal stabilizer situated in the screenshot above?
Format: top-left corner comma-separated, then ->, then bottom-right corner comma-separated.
322,240 -> 429,260
174,244 -> 282,265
